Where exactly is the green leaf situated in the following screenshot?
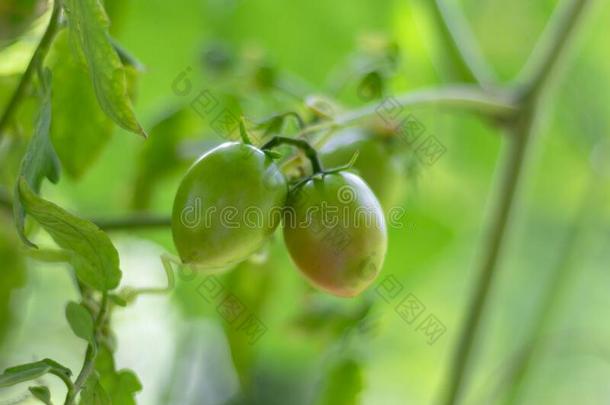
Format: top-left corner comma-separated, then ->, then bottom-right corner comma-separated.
131,108 -> 193,210
0,364 -> 50,388
16,178 -> 121,291
49,31 -> 114,179
80,373 -> 111,405
13,69 -> 61,247
95,346 -> 142,405
63,0 -> 146,137
29,386 -> 52,405
0,359 -> 71,388
65,301 -> 95,343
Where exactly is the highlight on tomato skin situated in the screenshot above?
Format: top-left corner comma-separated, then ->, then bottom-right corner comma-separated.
171,142 -> 287,270
282,171 -> 388,297
320,127 -> 406,211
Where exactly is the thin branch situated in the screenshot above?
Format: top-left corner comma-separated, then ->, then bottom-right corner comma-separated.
441,109 -> 536,405
291,84 -> 518,141
427,0 -> 496,85
93,215 -> 171,231
262,136 -> 324,174
1,189 -> 171,231
0,0 -> 62,140
64,293 -> 108,405
440,0 -> 595,403
518,0 -> 595,102
334,84 -> 517,125
501,146 -> 606,405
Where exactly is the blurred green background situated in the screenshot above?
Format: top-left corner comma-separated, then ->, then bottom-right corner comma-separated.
1,0 -> 609,404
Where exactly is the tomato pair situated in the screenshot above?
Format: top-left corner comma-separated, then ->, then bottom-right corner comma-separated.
171,137 -> 388,297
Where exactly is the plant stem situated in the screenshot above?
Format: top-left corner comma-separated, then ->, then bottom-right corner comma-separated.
427,0 -> 495,85
262,136 -> 324,174
334,84 -> 517,126
441,109 -> 536,405
64,293 -> 108,404
0,0 -> 62,140
502,150 -> 605,404
518,0 -> 594,102
0,190 -> 172,231
288,84 -> 517,143
440,0 -> 594,403
93,215 -> 171,231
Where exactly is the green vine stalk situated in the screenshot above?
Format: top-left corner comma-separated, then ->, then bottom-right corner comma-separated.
439,0 -> 595,404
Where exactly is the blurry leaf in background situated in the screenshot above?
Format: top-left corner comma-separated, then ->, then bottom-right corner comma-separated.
0,215 -> 26,347
222,261 -> 274,389
17,178 -> 121,291
131,108 -> 196,210
12,69 -> 60,247
95,345 -> 142,405
315,357 -> 363,405
63,0 -> 146,136
49,30 -> 114,179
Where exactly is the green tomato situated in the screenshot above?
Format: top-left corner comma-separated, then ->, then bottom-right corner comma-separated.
172,142 -> 287,269
283,172 -> 387,297
320,128 -> 405,209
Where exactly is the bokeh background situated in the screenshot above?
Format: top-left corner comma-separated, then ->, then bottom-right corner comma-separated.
1,0 -> 609,404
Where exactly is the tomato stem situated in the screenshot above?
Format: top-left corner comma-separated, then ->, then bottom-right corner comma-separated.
262,136 -> 324,174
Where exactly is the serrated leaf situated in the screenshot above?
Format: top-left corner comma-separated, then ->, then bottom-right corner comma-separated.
49,31 -> 113,179
63,0 -> 146,137
29,386 -> 52,405
16,178 -> 121,291
0,359 -> 71,388
13,70 -> 60,247
80,373 -> 111,405
66,301 -> 95,343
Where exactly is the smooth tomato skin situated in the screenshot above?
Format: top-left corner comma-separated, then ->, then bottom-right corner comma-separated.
172,142 -> 287,269
283,172 -> 387,297
320,128 -> 405,210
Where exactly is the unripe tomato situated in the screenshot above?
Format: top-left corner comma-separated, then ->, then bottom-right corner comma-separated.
172,142 -> 287,269
283,172 -> 387,297
320,128 -> 405,209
